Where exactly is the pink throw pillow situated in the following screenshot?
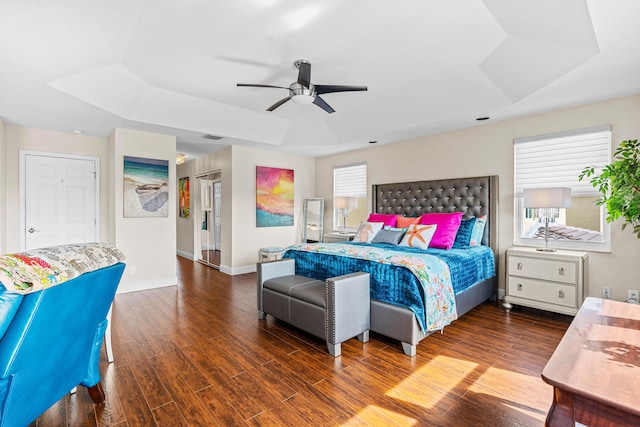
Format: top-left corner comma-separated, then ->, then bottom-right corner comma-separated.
367,213 -> 398,227
419,212 -> 464,250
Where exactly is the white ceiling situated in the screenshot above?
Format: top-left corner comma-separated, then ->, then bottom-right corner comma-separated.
1,0 -> 639,160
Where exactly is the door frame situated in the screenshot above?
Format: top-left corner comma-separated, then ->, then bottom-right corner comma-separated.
19,150 -> 101,251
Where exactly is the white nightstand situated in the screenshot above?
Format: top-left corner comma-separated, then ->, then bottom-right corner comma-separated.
503,247 -> 588,316
323,232 -> 356,243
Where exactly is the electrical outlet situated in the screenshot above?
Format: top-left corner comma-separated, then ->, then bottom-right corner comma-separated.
602,287 -> 611,299
130,266 -> 136,275
628,290 -> 639,304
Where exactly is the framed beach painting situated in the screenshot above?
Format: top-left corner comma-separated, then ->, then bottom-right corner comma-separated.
123,156 -> 169,218
179,177 -> 190,218
256,166 -> 294,227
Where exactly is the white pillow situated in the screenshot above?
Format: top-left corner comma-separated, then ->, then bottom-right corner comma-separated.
354,221 -> 383,243
399,224 -> 437,249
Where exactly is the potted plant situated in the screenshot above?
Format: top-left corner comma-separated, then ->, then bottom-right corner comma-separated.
579,139 -> 640,238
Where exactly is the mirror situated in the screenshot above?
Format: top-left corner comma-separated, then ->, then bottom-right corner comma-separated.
303,198 -> 324,243
197,171 -> 221,268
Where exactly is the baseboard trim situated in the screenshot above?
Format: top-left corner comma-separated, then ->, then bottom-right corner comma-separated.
116,276 -> 177,294
220,263 -> 256,276
176,250 -> 195,261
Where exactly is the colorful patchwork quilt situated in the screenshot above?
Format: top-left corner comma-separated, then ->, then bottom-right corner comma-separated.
0,242 -> 126,294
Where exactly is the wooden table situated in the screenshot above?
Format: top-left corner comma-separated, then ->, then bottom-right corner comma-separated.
542,297 -> 640,427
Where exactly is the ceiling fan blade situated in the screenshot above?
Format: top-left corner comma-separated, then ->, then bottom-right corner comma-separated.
297,61 -> 311,87
237,83 -> 289,90
315,85 -> 368,95
313,95 -> 335,114
267,97 -> 291,111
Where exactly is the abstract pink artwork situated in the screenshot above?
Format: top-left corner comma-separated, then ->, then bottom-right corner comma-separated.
256,166 -> 294,227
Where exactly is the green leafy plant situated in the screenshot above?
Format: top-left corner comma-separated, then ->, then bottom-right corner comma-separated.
579,139 -> 640,238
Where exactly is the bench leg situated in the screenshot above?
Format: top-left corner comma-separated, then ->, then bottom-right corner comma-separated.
327,342 -> 341,357
357,330 -> 370,343
258,311 -> 266,320
401,341 -> 417,357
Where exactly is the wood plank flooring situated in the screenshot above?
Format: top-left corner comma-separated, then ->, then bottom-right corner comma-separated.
31,257 -> 572,426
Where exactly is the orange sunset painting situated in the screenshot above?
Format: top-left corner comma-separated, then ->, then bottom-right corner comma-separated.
256,166 -> 294,227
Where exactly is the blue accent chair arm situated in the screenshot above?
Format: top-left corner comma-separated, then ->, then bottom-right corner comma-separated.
0,262 -> 125,427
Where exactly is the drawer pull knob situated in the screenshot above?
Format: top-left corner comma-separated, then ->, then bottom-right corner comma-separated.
558,290 -> 565,299
558,267 -> 565,276
517,262 -> 523,270
517,283 -> 523,291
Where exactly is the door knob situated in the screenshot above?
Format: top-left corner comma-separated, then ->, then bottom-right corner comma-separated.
27,228 -> 40,233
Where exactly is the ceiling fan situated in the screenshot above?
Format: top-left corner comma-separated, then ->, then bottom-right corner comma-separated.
237,59 -> 367,114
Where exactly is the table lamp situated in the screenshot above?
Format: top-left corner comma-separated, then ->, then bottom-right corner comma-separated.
334,196 -> 357,233
523,187 -> 572,252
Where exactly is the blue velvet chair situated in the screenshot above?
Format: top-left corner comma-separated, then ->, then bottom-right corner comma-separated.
0,261 -> 125,427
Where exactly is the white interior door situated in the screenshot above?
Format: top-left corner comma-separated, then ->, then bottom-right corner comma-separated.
23,153 -> 99,250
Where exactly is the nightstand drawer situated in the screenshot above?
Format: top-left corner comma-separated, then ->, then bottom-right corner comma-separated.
323,232 -> 355,243
507,276 -> 577,308
508,255 -> 578,285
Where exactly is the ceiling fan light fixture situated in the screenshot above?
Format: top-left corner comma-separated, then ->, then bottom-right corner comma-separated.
291,94 -> 315,105
238,60 -> 365,113
289,82 -> 315,105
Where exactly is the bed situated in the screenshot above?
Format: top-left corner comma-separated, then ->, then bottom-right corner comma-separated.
285,175 -> 499,356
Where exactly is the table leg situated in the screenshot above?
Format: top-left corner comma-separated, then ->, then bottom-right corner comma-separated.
546,387 -> 574,427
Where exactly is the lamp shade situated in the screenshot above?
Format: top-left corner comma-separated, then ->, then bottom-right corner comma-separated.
334,196 -> 357,209
523,187 -> 572,208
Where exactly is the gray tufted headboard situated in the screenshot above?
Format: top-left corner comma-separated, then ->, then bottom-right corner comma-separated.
372,176 -> 499,258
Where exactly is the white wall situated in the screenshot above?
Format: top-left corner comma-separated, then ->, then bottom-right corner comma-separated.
229,145 -> 316,274
0,117 -> 5,253
316,94 -> 640,301
109,128 -> 177,293
176,159 -> 195,260
1,125 -> 177,294
3,126 -> 110,252
186,145 -> 315,275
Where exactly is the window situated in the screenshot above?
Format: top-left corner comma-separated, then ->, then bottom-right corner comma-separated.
333,163 -> 367,231
514,125 -> 611,251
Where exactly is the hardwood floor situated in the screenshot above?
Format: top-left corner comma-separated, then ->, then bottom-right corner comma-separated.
31,257 -> 572,426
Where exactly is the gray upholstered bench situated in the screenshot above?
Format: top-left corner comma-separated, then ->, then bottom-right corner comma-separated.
257,258 -> 370,357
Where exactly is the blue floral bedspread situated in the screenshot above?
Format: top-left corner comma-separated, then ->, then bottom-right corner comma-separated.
351,243 -> 496,294
284,243 -> 460,332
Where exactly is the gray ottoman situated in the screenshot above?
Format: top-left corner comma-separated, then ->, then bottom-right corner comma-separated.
257,258 -> 370,357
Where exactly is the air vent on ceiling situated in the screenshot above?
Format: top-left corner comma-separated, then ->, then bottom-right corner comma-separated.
203,134 -> 224,140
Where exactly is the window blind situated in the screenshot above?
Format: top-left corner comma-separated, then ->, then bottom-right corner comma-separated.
514,125 -> 611,196
333,163 -> 367,198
